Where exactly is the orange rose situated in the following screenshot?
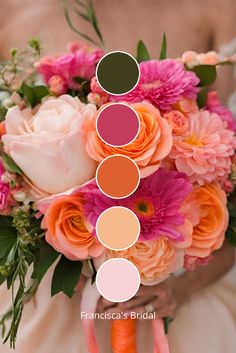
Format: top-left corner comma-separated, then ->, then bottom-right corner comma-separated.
185,183 -> 228,258
164,110 -> 189,135
84,102 -> 173,177
109,238 -> 184,285
40,193 -> 104,260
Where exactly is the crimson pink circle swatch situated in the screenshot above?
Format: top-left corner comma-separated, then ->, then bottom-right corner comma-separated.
96,104 -> 140,146
96,258 -> 140,302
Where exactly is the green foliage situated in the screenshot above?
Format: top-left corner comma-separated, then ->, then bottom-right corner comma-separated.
63,0 -> 104,47
226,189 -> 236,247
0,217 -> 18,259
2,152 -> 23,175
51,256 -> 83,298
159,33 -> 167,60
190,65 -> 217,87
136,40 -> 151,63
32,240 -> 60,282
197,87 -> 208,108
163,316 -> 174,335
19,82 -> 49,108
0,106 -> 7,122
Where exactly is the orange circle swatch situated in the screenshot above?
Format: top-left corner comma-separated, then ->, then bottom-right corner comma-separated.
96,155 -> 140,198
96,206 -> 140,250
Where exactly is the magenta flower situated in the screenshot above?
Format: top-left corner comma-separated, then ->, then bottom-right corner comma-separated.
0,162 -> 10,210
112,59 -> 199,111
82,168 -> 192,242
206,91 -> 236,132
36,42 -> 104,91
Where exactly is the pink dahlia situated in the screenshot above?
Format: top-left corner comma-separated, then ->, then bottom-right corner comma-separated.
206,91 -> 236,132
169,110 -> 236,185
36,42 -> 104,91
112,59 -> 199,111
82,168 -> 192,242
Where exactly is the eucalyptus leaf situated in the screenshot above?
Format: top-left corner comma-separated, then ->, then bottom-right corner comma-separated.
51,256 -> 83,298
191,65 -> 217,87
136,40 -> 150,63
2,152 -> 23,175
159,33 -> 167,60
32,240 -> 60,282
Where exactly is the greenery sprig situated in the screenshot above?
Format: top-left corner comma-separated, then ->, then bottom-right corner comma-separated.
62,0 -> 104,48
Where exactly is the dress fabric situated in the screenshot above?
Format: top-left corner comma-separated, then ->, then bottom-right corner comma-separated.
0,264 -> 236,353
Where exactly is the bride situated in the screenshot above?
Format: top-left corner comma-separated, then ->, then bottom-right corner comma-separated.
0,1 -> 236,352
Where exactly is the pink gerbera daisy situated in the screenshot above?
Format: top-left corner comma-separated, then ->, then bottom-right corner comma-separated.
112,59 -> 200,111
82,168 -> 192,242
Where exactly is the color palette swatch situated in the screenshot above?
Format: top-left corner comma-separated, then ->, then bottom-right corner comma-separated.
96,259 -> 140,302
96,103 -> 140,147
96,51 -> 140,95
96,155 -> 140,199
96,206 -> 140,251
95,51 -> 142,302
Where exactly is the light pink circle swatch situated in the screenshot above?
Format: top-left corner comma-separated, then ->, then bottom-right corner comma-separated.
96,206 -> 140,251
96,258 -> 140,302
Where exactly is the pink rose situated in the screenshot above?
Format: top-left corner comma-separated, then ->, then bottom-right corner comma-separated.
48,75 -> 68,96
164,110 -> 189,135
36,42 -> 104,90
3,95 -> 97,194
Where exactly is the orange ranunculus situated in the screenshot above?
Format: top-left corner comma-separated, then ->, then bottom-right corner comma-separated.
185,183 -> 229,258
83,102 -> 173,177
109,237 -> 184,286
40,193 -> 104,260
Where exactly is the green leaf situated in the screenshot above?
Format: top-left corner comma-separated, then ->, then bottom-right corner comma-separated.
136,40 -> 151,63
191,65 -> 217,87
163,316 -> 174,335
73,76 -> 86,84
226,227 -> 236,247
19,82 -> 49,107
0,216 -> 17,258
0,274 -> 6,285
197,87 -> 208,108
0,106 -> 7,122
2,152 -> 23,175
159,33 -> 167,60
51,256 -> 83,298
32,240 -> 60,282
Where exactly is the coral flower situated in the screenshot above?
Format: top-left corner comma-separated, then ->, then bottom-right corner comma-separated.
184,183 -> 229,258
170,110 -> 236,184
39,193 -> 104,260
84,102 -> 173,177
111,60 -> 199,111
83,168 -> 192,242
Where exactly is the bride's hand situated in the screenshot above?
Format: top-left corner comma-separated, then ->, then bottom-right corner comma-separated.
97,279 -> 178,319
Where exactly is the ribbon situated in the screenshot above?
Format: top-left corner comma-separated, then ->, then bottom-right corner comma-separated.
81,278 -> 170,353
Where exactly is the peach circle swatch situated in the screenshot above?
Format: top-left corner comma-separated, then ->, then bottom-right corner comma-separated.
96,155 -> 140,199
96,258 -> 140,302
96,206 -> 140,251
96,103 -> 140,147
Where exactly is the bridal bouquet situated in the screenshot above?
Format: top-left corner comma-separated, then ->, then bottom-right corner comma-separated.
0,3 -> 236,352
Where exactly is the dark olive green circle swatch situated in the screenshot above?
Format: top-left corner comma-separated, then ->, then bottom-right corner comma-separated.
96,52 -> 140,95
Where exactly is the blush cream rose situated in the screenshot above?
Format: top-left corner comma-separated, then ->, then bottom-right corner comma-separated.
2,95 -> 97,194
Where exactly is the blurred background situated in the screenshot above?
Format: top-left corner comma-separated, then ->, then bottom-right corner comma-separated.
0,0 -> 236,101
